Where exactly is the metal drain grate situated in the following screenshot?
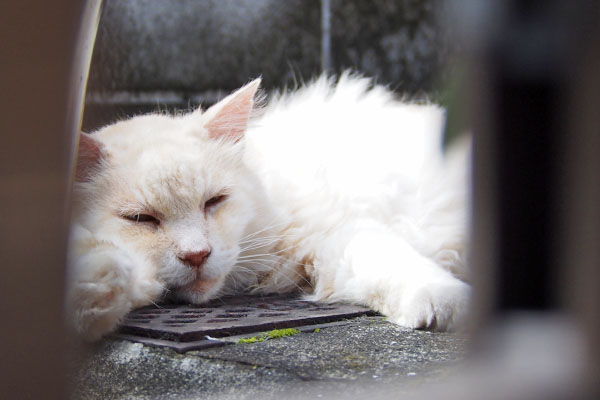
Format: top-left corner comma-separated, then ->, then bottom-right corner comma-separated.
113,294 -> 377,353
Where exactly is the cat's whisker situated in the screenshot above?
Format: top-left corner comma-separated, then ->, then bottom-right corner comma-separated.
235,260 -> 277,270
234,262 -> 308,293
238,237 -> 299,254
235,255 -> 314,289
239,255 -> 309,271
240,231 -> 301,244
239,223 -> 276,241
238,250 -> 294,261
239,233 -> 290,243
238,238 -> 282,252
148,299 -> 162,308
238,241 -> 304,259
239,218 -> 301,241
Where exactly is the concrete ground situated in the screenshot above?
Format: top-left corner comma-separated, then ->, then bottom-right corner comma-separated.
69,316 -> 468,400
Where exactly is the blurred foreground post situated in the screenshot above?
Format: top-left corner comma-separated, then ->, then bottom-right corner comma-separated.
456,0 -> 600,398
0,1 -> 102,398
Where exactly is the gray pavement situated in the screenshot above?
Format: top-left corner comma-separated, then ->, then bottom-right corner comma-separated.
70,316 -> 468,400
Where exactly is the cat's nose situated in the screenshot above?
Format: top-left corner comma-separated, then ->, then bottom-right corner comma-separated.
179,249 -> 211,269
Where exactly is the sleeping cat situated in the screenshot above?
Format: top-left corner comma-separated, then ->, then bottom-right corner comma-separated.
67,73 -> 470,341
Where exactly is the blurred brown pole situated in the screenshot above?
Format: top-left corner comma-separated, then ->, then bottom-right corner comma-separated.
561,6 -> 600,397
0,1 -> 102,398
459,0 -> 600,396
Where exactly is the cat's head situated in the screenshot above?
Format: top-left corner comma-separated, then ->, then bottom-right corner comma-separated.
72,79 -> 265,303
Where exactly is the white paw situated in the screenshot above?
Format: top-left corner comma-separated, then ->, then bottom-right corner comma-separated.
388,278 -> 470,331
68,249 -> 135,341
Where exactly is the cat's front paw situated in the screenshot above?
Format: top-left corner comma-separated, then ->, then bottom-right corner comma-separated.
67,249 -> 136,341
388,278 -> 470,331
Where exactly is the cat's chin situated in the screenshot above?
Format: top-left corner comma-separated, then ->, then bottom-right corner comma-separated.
171,277 -> 223,304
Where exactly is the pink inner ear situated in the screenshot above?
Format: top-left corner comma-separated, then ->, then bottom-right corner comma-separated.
75,133 -> 104,182
205,80 -> 260,142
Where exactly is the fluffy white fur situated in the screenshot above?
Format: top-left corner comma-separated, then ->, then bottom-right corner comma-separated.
67,73 -> 470,341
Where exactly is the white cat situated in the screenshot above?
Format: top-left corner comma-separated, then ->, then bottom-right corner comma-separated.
67,73 -> 470,341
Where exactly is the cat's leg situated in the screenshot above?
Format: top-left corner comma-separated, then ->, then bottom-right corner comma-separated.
310,222 -> 470,331
66,231 -> 163,341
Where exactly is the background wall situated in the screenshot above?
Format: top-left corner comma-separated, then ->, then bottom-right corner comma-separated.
83,0 -> 450,131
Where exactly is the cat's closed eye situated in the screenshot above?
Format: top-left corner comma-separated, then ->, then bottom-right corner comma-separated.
204,194 -> 227,209
122,213 -> 160,225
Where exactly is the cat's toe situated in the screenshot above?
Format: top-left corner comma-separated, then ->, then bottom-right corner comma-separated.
389,279 -> 470,332
72,288 -> 132,342
68,251 -> 135,341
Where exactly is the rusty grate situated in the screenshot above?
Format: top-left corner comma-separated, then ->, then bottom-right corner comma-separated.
114,294 -> 377,353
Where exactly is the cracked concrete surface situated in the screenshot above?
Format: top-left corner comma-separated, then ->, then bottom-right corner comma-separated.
70,316 -> 468,399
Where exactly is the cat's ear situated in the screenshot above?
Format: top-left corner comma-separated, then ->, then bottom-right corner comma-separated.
201,78 -> 261,142
75,132 -> 105,182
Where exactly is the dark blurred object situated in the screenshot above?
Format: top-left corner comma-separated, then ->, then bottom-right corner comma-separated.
0,1 -> 102,399
453,0 -> 600,398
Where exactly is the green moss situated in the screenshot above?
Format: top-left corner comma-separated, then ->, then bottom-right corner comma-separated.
266,328 -> 300,339
237,336 -> 265,344
314,328 -> 321,333
237,328 -> 301,344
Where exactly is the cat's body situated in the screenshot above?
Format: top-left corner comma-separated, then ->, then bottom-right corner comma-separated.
68,73 -> 470,340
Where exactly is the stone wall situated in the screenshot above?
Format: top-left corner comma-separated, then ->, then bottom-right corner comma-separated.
84,0 -> 449,130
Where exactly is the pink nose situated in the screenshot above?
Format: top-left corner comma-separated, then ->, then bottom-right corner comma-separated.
179,249 -> 211,268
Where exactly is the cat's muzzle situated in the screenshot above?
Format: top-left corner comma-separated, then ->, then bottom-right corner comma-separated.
178,248 -> 211,269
